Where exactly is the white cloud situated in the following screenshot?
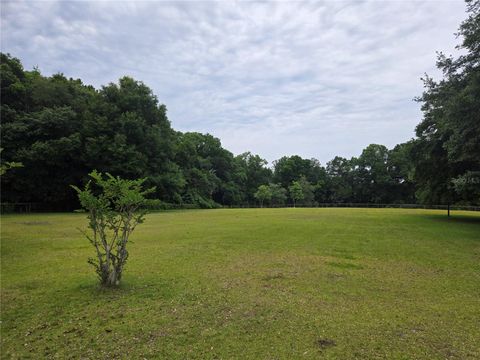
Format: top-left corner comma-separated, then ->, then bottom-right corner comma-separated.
1,0 -> 466,163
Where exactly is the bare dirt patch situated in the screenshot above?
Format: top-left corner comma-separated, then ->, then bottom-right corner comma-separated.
316,338 -> 336,350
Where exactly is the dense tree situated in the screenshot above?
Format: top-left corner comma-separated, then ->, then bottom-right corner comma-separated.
273,155 -> 324,188
1,57 -> 96,208
2,5 -> 479,216
412,0 -> 480,205
325,156 -> 355,203
92,77 -> 184,202
176,132 -> 241,207
387,142 -> 416,204
355,144 -> 392,203
235,152 -> 272,205
269,183 -> 288,206
0,53 -> 28,121
296,176 -> 315,206
0,57 -> 185,209
273,155 -> 329,205
0,149 -> 22,175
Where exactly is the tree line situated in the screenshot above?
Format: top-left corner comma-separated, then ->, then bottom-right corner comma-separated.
0,60 -> 418,210
1,1 -> 478,210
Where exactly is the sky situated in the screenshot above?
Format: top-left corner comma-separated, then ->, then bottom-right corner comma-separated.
1,0 -> 467,164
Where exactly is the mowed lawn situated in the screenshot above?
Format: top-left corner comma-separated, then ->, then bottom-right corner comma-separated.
1,209 -> 479,359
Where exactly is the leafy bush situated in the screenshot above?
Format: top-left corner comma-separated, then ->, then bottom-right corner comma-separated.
72,171 -> 154,287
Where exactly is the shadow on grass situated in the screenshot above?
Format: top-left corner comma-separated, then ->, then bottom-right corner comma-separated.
421,213 -> 480,226
75,277 -> 178,301
76,280 -> 134,300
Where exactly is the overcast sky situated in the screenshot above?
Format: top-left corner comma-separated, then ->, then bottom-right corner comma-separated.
1,0 -> 467,164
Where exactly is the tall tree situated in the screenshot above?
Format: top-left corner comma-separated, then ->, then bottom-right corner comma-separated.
297,176 -> 315,206
388,142 -> 416,204
325,156 -> 355,203
235,152 -> 272,205
273,155 -> 325,188
355,144 -> 391,203
412,0 -> 480,205
269,183 -> 288,206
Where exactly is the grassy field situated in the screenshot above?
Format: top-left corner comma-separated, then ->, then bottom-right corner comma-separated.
1,208 -> 479,359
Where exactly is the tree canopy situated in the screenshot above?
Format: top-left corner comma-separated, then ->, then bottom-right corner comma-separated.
412,0 -> 480,205
1,2 -> 478,209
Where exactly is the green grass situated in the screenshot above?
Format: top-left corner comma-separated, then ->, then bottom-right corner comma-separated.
1,208 -> 480,359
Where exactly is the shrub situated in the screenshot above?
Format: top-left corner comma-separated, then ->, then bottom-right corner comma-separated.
72,170 -> 154,287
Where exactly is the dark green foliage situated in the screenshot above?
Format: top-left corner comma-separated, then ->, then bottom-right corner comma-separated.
412,1 -> 480,205
0,54 -> 429,208
175,132 -> 238,207
273,155 -> 324,188
0,54 -> 420,208
355,144 -> 391,203
235,152 -> 272,205
2,0 -> 479,215
325,156 -> 355,202
296,176 -> 316,206
387,142 -> 416,203
0,148 -> 23,176
0,55 -> 274,208
269,183 -> 288,206
0,55 -> 182,208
